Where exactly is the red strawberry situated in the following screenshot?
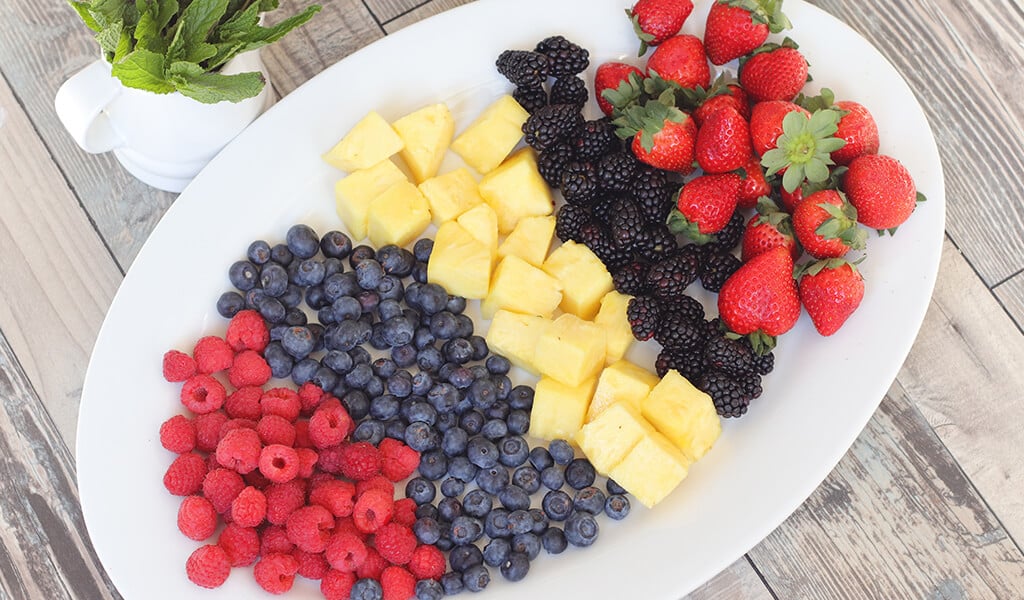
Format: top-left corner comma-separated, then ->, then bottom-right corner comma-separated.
791,190 -> 867,259
779,184 -> 803,212
749,100 -> 808,156
737,156 -> 769,209
646,34 -> 711,90
627,0 -> 695,55
693,84 -> 750,127
595,62 -> 645,116
742,198 -> 800,262
831,100 -> 880,165
630,117 -> 698,172
843,154 -> 918,230
798,259 -> 865,336
739,42 -> 808,102
704,0 -> 791,65
718,246 -> 800,351
667,173 -> 741,242
695,106 -> 752,174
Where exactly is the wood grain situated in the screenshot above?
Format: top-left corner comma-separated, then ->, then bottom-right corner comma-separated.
382,0 -> 474,33
686,558 -> 773,600
365,0 -> 430,23
993,272 -> 1024,333
0,73 -> 122,448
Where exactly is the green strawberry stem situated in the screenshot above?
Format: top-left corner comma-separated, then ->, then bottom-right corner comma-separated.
667,208 -> 716,245
761,109 -> 846,193
727,330 -> 776,355
816,197 -> 868,250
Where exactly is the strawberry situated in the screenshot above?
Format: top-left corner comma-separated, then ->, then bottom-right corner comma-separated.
646,34 -> 711,91
779,184 -> 803,212
797,258 -> 865,336
737,156 -> 769,209
742,197 -> 800,261
842,154 -> 919,231
761,108 -> 846,193
595,62 -> 645,117
831,100 -> 880,165
693,83 -> 750,127
612,96 -> 697,173
627,0 -> 695,55
718,246 -> 800,352
704,0 -> 791,66
749,100 -> 808,157
791,190 -> 867,259
739,40 -> 808,102
695,106 -> 752,174
667,173 -> 741,242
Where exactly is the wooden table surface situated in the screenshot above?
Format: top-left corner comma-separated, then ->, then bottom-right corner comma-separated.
2,0 -> 1024,598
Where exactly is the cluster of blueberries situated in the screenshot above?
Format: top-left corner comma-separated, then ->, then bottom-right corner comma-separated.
216,224 -> 630,597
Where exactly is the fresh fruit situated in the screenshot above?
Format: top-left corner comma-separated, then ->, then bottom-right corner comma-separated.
484,310 -> 553,375
426,221 -> 491,299
626,0 -> 694,55
576,402 -> 656,474
391,103 -> 455,183
692,83 -> 750,127
534,313 -> 608,388
645,34 -> 711,90
798,258 -> 865,335
607,430 -> 691,508
522,104 -> 585,151
542,241 -> 615,320
741,197 -> 800,262
739,41 -> 809,102
613,97 -> 698,173
695,105 -> 753,173
760,108 -> 846,193
366,181 -> 432,249
478,148 -> 555,234
791,190 -> 867,259
535,35 -> 591,77
586,360 -> 660,422
323,111 -> 404,172
481,255 -> 563,319
737,155 -> 769,208
595,62 -> 645,116
593,290 -> 635,364
749,99 -> 808,157
495,50 -> 550,88
704,0 -> 790,65
450,95 -> 529,174
456,203 -> 499,265
497,215 -> 556,267
842,154 -> 919,231
667,173 -> 742,241
333,159 -> 407,241
641,369 -> 720,461
830,100 -> 880,165
717,246 -> 800,352
417,167 -> 484,225
529,375 -> 598,441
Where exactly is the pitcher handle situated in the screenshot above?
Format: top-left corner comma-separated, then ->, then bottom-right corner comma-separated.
54,60 -> 125,154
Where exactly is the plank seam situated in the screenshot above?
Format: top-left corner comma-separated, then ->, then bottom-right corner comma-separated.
744,554 -> 781,600
380,0 -> 435,25
945,233 -> 1024,336
991,265 -> 1024,289
360,0 -> 387,34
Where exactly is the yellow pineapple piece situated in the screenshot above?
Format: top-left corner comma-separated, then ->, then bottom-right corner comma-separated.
484,310 -> 552,375
334,159 -> 408,241
391,103 -> 455,183
642,370 -> 721,462
608,431 -> 692,508
497,215 -> 556,268
427,221 -> 491,299
542,241 -> 614,320
593,290 -> 634,365
323,111 -> 404,172
575,401 -> 657,475
366,181 -> 432,249
478,149 -> 554,234
450,95 -> 529,174
529,376 -> 598,442
418,168 -> 484,226
534,314 -> 607,388
456,203 -> 499,265
481,255 -> 562,320
585,360 -> 660,423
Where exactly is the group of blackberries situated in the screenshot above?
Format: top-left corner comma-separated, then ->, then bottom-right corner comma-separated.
496,35 -> 591,115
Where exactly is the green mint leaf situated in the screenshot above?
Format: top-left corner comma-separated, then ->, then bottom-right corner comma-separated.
111,48 -> 175,93
214,1 -> 260,42
133,6 -> 158,42
113,26 -> 133,62
258,0 -> 280,10
207,41 -> 247,70
90,0 -> 130,28
154,0 -> 179,29
168,0 -> 230,63
234,5 -> 320,50
171,66 -> 265,103
68,1 -> 101,32
96,19 -> 124,54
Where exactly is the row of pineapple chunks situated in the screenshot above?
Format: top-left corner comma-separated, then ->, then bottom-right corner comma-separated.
322,95 -> 721,508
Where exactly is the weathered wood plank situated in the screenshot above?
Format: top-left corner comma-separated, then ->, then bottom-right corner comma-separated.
993,272 -> 1024,334
382,0 -> 475,33
685,557 -> 774,600
0,333 -> 119,599
365,0 -> 428,24
0,73 -> 122,448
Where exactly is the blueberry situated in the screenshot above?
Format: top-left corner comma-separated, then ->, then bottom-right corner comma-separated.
405,422 -> 440,452
311,366 -> 339,392
404,282 -> 423,309
499,487 -> 531,512
459,410 -> 485,435
384,419 -> 406,441
418,284 -> 448,315
351,419 -> 385,445
257,296 -> 287,323
483,508 -> 512,539
393,345 -> 419,369
413,238 -> 433,262
606,478 -> 627,495
294,258 -> 326,287
461,565 -> 490,593
415,579 -> 444,600
415,503 -> 439,521
216,291 -> 245,318
341,390 -> 370,420
411,261 -> 429,283
427,383 -> 459,415
350,578 -> 382,600
344,362 -> 374,389
304,284 -> 328,310
542,490 -> 573,521
229,260 -> 259,291
541,526 -> 568,554
507,509 -> 533,535
481,419 -> 508,441
494,437 -> 526,469
377,275 -> 405,302
320,230 -> 352,259
323,272 -> 360,302
484,401 -> 510,421
467,438 -> 499,469
467,379 -> 497,410
402,399 -> 437,425
416,346 -> 443,373
460,490 -> 491,520
413,327 -> 435,350
564,512 -> 599,547
323,257 -> 345,278
308,323 -> 326,352
447,367 -> 474,390
353,259 -> 383,290
483,537 -> 511,568
485,355 -> 511,375
349,245 -> 376,268
349,346 -> 371,364
373,298 -> 400,322
454,314 -> 474,338
290,357 -> 319,385
382,316 -> 416,347
529,508 -> 548,534
511,466 -> 541,494
605,494 -> 631,520
387,371 -> 414,398
500,551 -> 531,582
438,498 -> 463,523
573,486 -> 606,515
331,379 -> 348,398
371,358 -> 397,379
264,341 -> 293,378
280,285 -> 303,309
468,336 -> 488,361
548,439 -> 574,465
435,536 -> 454,552
565,458 -> 597,490
281,326 -> 314,359
286,308 -> 308,326
449,515 -> 483,546
367,395 -> 398,422
440,477 -> 465,498
448,456 -> 478,484
329,297 -> 359,323
247,240 -> 271,265
245,288 -> 266,310
365,376 -> 384,398
437,362 -> 457,382
440,572 -> 464,596
449,544 -> 483,573
357,290 -> 380,314
286,224 -> 319,259
475,466 -> 509,496
376,245 -> 416,276
512,532 -> 541,560
529,447 -> 554,471
270,243 -> 293,266
508,385 -> 535,410
419,450 -> 449,481
442,338 -> 473,364
468,365 -> 489,381
405,477 -> 436,505
441,428 -> 469,458
506,410 -> 530,436
445,294 -> 467,314
429,312 -> 458,339
436,411 -> 458,433
540,466 -> 564,491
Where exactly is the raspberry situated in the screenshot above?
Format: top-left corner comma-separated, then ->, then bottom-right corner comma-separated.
339,442 -> 382,482
231,485 -> 267,528
194,411 -> 229,452
203,468 -> 245,514
178,495 -> 218,541
373,522 -> 417,565
378,438 -> 420,482
162,350 -> 197,382
219,419 -> 257,444
228,350 -> 272,388
325,531 -> 368,572
259,444 -> 300,483
352,487 -> 393,534
159,414 -> 196,454
293,420 -> 313,449
293,548 -> 330,580
218,522 -> 260,567
309,400 -> 354,449
180,374 -> 227,415
298,382 -> 326,414
261,388 -> 302,422
407,544 -> 445,580
265,479 -> 307,525
285,504 -> 335,553
321,569 -> 357,600
216,428 -> 261,474
260,524 -> 295,555
225,386 -> 264,420
164,452 -> 207,496
391,498 -> 417,528
193,336 -> 234,374
381,566 -> 416,600
310,479 -> 356,518
356,547 -> 389,580
333,516 -> 363,539
253,552 -> 299,595
296,448 -> 319,479
185,544 -> 231,589
316,445 -> 346,475
256,414 -> 296,447
356,475 -> 394,498
226,309 -> 269,353
243,469 -> 272,491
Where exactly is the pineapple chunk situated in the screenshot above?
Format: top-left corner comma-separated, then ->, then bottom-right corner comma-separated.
586,360 -> 660,423
427,221 -> 491,299
542,241 -> 614,320
481,256 -> 563,320
457,203 -> 499,265
392,103 -> 455,183
323,111 -> 404,172
534,314 -> 607,388
529,376 -> 598,442
642,370 -> 721,462
450,95 -> 529,174
367,180 -> 432,248
608,431 -> 692,508
593,290 -> 634,365
334,159 -> 408,241
484,310 -> 552,375
576,401 -> 656,475
478,149 -> 554,234
418,168 -> 484,225
497,215 -> 555,268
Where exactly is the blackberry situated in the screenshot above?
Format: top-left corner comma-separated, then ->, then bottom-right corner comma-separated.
597,151 -> 639,193
550,76 -> 588,109
632,167 -> 675,223
752,350 -> 775,376
657,294 -> 705,325
534,35 -> 589,76
646,252 -> 700,301
608,198 -> 646,248
704,335 -> 755,377
708,211 -> 745,252
496,50 -> 550,87
626,295 -> 660,341
700,251 -> 741,292
655,311 -> 706,352
537,141 -> 575,188
590,194 -> 617,224
738,372 -> 764,399
578,220 -> 630,269
522,104 -> 583,151
697,370 -> 750,418
513,85 -> 548,114
569,118 -> 618,161
555,204 -> 591,243
612,261 -> 650,296
655,347 -> 707,380
560,161 -> 600,206
632,224 -> 678,262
